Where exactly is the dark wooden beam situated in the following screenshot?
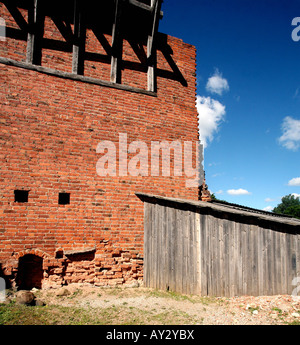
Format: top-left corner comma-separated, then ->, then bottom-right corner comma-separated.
3,0 -> 29,32
72,0 -> 86,75
147,0 -> 161,92
92,28 -> 112,56
128,0 -> 163,18
26,0 -> 44,65
51,16 -> 74,43
110,0 -> 124,84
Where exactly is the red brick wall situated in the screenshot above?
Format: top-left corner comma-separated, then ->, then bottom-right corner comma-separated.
0,3 -> 199,288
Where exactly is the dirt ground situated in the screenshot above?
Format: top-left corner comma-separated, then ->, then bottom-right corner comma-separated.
26,284 -> 300,325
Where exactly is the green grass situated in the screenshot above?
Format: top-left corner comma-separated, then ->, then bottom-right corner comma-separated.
0,301 -> 199,325
146,289 -> 219,305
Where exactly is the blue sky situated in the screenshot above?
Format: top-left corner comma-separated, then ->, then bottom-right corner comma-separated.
160,0 -> 300,211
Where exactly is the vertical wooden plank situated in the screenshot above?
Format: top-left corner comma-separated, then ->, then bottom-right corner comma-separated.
282,232 -> 287,294
152,203 -> 157,289
156,203 -> 161,290
200,213 -> 208,295
274,230 -> 281,295
26,0 -> 44,65
190,212 -> 198,295
287,232 -> 296,295
241,224 -> 248,296
195,213 -> 201,295
229,221 -> 235,297
257,226 -> 264,296
72,0 -> 86,75
292,233 -> 298,295
296,233 -> 300,292
143,202 -> 149,287
183,210 -> 189,295
268,229 -> 274,295
147,203 -> 153,288
188,211 -> 193,294
162,205 -> 167,291
285,232 -> 291,295
218,218 -> 225,296
110,0 -> 124,83
206,215 -> 212,296
262,228 -> 267,296
147,0 -> 161,92
277,230 -> 284,295
169,206 -> 176,292
236,221 -> 243,296
174,208 -> 181,293
186,211 -> 192,295
216,217 -> 221,296
233,221 -> 240,297
252,225 -> 259,296
209,215 -> 216,296
270,229 -> 276,295
180,209 -> 185,294
164,205 -> 170,291
246,224 -> 253,296
223,218 -> 230,297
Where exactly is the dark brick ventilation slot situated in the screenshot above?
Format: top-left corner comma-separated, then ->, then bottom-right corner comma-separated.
58,192 -> 70,205
14,190 -> 29,203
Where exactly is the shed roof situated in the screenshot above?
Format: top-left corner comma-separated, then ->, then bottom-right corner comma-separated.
136,192 -> 300,228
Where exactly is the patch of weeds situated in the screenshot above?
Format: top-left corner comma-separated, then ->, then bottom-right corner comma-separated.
198,296 -> 220,305
272,307 -> 282,316
147,289 -> 201,304
69,289 -> 83,299
287,320 -> 300,325
247,306 -> 259,314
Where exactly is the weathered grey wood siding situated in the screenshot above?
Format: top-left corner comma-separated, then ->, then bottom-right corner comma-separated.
140,193 -> 300,297
144,202 -> 200,295
198,213 -> 300,297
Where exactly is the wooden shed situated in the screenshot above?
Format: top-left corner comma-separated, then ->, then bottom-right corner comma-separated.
136,193 -> 300,297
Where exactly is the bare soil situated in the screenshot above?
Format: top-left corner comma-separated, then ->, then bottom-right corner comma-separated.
30,284 -> 300,325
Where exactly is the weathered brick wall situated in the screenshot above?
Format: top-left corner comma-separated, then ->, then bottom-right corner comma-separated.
0,2 -> 199,288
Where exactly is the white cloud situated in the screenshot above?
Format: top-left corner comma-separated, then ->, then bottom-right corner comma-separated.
265,197 -> 275,202
206,69 -> 229,96
263,206 -> 274,212
292,193 -> 300,198
288,177 -> 300,186
215,190 -> 224,195
212,172 -> 224,178
227,188 -> 251,195
278,116 -> 300,151
197,96 -> 226,148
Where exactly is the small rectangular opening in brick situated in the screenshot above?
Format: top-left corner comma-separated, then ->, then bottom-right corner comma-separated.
58,192 -> 70,205
14,190 -> 29,203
